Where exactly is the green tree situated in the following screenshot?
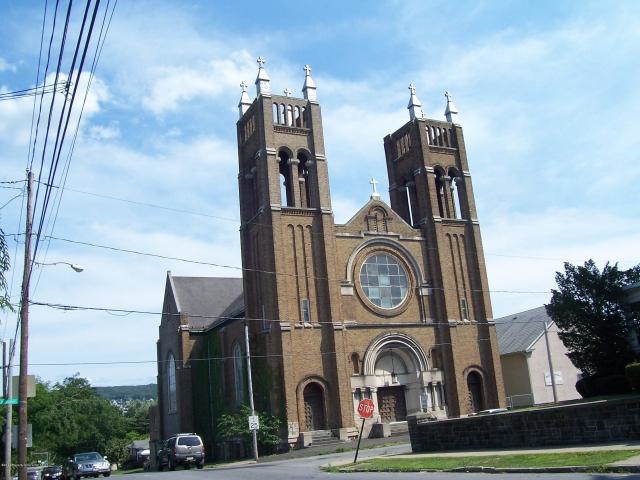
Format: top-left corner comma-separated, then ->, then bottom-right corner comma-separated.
546,260 -> 640,377
29,375 -> 128,462
0,225 -> 13,312
216,405 -> 282,456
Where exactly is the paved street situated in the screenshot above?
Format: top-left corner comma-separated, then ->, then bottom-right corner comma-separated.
117,441 -> 640,480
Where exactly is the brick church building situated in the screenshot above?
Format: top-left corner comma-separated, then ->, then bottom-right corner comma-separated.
156,59 -> 505,455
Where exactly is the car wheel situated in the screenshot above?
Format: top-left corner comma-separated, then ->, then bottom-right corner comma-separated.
168,459 -> 175,471
103,473 -> 110,477
197,462 -> 204,470
184,463 -> 190,470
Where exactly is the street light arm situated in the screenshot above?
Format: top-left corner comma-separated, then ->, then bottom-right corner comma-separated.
34,261 -> 84,272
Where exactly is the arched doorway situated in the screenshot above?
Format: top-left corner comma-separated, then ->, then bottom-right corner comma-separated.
467,371 -> 484,413
303,383 -> 326,431
374,350 -> 408,422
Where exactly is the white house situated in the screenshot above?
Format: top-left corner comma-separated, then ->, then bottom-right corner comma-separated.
495,306 -> 581,407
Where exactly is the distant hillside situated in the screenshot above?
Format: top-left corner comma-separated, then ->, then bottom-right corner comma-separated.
95,384 -> 157,402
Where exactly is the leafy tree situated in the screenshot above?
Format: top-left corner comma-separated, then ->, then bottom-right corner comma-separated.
28,375 -> 128,462
546,260 -> 640,377
0,224 -> 13,312
217,405 -> 282,456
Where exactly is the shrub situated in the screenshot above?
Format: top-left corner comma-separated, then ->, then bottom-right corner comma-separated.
625,362 -> 640,391
576,374 -> 631,397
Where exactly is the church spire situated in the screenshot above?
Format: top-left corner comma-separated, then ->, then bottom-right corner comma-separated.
407,83 -> 424,121
302,64 -> 317,101
255,56 -> 270,96
444,90 -> 459,123
238,80 -> 252,118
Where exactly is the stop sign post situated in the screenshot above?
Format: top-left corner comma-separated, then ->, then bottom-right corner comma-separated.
354,399 -> 375,463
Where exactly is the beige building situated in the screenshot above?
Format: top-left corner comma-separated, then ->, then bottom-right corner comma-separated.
495,306 -> 581,407
156,60 -> 505,456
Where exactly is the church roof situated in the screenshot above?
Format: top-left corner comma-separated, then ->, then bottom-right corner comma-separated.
170,276 -> 244,330
494,306 -> 553,355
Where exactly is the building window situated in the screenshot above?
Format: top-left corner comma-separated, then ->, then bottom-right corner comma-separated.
232,342 -> 245,405
167,353 -> 177,413
360,253 -> 408,309
460,297 -> 469,321
301,298 -> 310,323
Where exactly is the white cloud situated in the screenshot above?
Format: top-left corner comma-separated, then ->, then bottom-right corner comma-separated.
0,57 -> 16,72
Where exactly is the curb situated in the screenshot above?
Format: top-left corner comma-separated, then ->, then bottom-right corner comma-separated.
444,465 -> 640,474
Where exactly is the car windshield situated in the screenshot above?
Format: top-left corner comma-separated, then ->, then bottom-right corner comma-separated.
177,436 -> 201,446
44,466 -> 62,472
75,453 -> 102,462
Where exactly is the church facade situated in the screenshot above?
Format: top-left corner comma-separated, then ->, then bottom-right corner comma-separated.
156,59 -> 505,455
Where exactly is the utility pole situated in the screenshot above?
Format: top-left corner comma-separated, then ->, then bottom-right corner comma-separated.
18,170 -> 33,480
244,323 -> 258,461
4,340 -> 13,480
544,321 -> 558,404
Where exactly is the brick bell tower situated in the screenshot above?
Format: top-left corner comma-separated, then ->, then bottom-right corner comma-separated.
382,86 -> 505,415
236,59 -> 353,438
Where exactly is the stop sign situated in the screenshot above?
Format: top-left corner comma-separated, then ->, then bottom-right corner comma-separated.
357,398 -> 375,418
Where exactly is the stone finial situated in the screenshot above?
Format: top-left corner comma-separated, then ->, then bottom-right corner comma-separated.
255,56 -> 270,96
369,178 -> 381,200
302,64 -> 317,101
444,91 -> 459,123
408,83 -> 424,121
238,80 -> 252,118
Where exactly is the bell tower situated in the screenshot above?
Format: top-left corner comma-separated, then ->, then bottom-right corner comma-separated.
236,59 -> 352,434
383,86 -> 504,415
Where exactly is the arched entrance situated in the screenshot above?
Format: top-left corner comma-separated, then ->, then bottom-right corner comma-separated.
374,350 -> 407,422
467,371 -> 484,413
303,383 -> 326,431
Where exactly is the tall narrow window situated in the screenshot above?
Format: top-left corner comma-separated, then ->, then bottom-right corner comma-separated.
435,170 -> 445,217
232,342 -> 245,405
167,353 -> 177,413
279,150 -> 293,206
301,298 -> 310,323
460,297 -> 469,321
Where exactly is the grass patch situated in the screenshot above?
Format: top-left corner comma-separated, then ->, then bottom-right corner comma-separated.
325,449 -> 640,472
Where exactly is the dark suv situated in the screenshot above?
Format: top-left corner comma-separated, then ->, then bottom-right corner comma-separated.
157,433 -> 204,470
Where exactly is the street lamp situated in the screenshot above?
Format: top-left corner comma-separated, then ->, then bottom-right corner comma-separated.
14,250 -> 83,480
34,261 -> 84,273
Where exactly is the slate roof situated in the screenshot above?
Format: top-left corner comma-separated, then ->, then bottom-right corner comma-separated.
170,276 -> 244,330
494,306 -> 553,355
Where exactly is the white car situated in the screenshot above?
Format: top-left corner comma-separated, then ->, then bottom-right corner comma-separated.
64,452 -> 110,479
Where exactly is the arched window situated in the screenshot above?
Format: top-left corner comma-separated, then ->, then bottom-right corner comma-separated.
467,371 -> 484,413
167,353 -> 177,413
232,342 -> 245,405
297,152 -> 311,208
294,106 -> 301,127
434,169 -> 445,217
279,150 -> 293,206
449,168 -> 463,219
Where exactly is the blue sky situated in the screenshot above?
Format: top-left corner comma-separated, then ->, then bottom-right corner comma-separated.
1,1 -> 639,386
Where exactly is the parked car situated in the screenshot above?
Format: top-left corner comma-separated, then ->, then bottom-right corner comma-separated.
12,467 -> 40,480
63,452 -> 111,479
157,433 -> 205,470
41,466 -> 62,480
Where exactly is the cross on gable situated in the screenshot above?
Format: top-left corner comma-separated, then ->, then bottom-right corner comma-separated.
257,56 -> 266,68
240,80 -> 248,92
408,83 -> 416,95
284,88 -> 292,97
445,91 -> 452,102
304,64 -> 312,76
369,177 -> 379,195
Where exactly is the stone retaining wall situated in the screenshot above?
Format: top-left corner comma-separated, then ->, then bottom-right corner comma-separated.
408,396 -> 640,452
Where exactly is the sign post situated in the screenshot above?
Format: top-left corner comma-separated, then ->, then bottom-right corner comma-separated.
354,398 -> 374,463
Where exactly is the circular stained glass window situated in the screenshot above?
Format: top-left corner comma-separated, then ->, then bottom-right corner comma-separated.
359,253 -> 409,309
